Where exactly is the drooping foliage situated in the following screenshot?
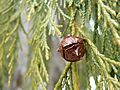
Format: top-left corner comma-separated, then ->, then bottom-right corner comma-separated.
0,0 -> 120,90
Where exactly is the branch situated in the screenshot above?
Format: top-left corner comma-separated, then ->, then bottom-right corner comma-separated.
72,62 -> 79,90
54,62 -> 72,90
56,3 -> 71,20
98,0 -> 120,47
77,26 -> 120,67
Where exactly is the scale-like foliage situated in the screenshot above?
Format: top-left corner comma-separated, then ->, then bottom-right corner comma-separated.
0,0 -> 120,90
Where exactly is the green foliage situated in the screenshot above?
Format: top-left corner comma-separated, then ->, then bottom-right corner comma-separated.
0,0 -> 20,89
0,0 -> 120,90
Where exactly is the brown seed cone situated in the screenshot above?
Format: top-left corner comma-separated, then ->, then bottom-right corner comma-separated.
58,35 -> 85,62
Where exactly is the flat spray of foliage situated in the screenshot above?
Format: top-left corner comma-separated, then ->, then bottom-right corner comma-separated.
0,0 -> 120,90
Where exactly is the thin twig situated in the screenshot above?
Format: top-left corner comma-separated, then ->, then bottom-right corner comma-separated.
54,62 -> 72,90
